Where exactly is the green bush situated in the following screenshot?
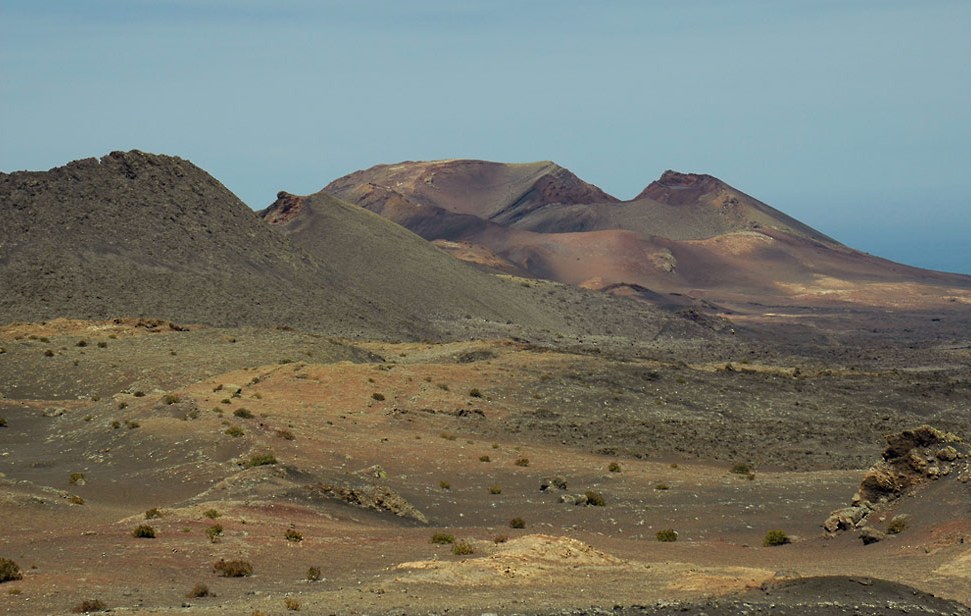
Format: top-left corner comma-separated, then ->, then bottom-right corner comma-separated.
186,583 -> 210,598
307,566 -> 322,582
71,599 -> 107,613
887,515 -> 910,535
656,529 -> 678,542
132,524 -> 156,538
584,491 -> 606,506
509,517 -> 526,529
0,417 -> 6,428
430,532 -> 455,545
233,408 -> 254,419
439,480 -> 451,490
489,485 -> 502,495
608,462 -> 621,473
203,508 -> 221,519
452,541 -> 474,555
206,524 -> 223,543
763,529 -> 790,547
730,463 -> 752,475
213,559 -> 253,577
225,425 -> 244,437
243,452 -> 277,468
0,558 -> 23,583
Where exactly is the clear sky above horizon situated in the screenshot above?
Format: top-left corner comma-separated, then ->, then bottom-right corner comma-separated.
2,0 -> 969,274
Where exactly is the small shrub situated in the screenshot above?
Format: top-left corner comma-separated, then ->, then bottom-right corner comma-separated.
655,483 -> 670,490
887,515 -> 910,535
203,508 -> 221,519
186,583 -> 210,598
0,417 -> 6,428
111,420 -> 121,429
509,517 -> 526,529
439,432 -> 456,440
489,484 -> 502,495
0,557 -> 23,583
479,455 -> 491,462
213,559 -> 253,577
233,408 -> 254,419
243,452 -> 277,468
430,532 -> 455,545
763,529 -> 790,547
206,524 -> 223,543
144,507 -> 163,520
225,425 -> 244,437
439,480 -> 451,490
133,391 -> 145,397
69,495 -> 85,505
469,388 -> 482,398
493,535 -> 508,544
132,524 -> 156,539
730,463 -> 752,475
656,529 -> 678,542
371,392 -> 385,401
452,541 -> 474,555
96,341 -> 107,348
275,429 -> 295,440
284,597 -> 301,610
284,528 -> 303,542
76,340 -> 87,348
161,393 -> 181,405
43,349 -> 54,357
69,472 -> 85,485
307,566 -> 322,581
584,491 -> 606,506
220,398 -> 231,404
608,462 -> 621,473
71,598 -> 107,613
514,457 -> 529,467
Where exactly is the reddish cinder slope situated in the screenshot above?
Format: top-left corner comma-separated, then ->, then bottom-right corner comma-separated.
318,159 -> 971,309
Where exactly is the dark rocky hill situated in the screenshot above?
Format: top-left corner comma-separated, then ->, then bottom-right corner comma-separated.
0,151 -> 715,345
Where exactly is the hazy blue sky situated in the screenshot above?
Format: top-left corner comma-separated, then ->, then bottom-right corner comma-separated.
2,1 -> 969,273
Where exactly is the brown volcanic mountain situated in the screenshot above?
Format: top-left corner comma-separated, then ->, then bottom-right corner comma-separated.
0,151 -> 716,344
320,160 -> 971,309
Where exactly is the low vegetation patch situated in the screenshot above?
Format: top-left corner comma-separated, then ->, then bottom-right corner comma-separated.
608,462 -> 621,473
656,529 -> 678,542
186,583 -> 210,598
887,515 -> 910,535
71,598 -> 107,613
489,484 -> 502,495
132,524 -> 157,538
307,566 -> 322,582
213,559 -> 253,577
763,529 -> 790,547
514,457 -> 529,467
144,508 -> 163,520
0,558 -> 23,583
452,541 -> 474,555
371,392 -> 385,401
206,524 -> 223,543
468,388 -> 483,398
284,528 -> 303,542
584,491 -> 606,506
225,425 -> 244,437
243,452 -> 277,468
509,517 -> 526,529
203,508 -> 221,519
69,472 -> 85,485
161,393 -> 181,405
284,597 -> 301,610
430,532 -> 455,545
233,408 -> 254,419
